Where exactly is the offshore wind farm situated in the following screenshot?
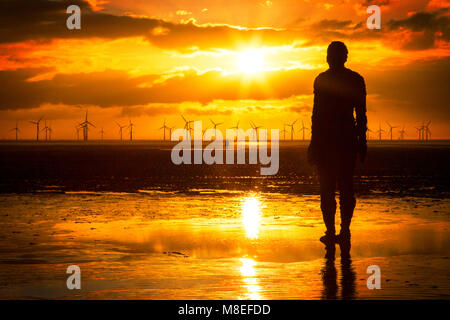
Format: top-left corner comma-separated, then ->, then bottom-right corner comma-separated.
3,111 -> 442,143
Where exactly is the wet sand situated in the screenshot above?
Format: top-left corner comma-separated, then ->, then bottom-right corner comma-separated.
0,141 -> 449,299
0,191 -> 448,299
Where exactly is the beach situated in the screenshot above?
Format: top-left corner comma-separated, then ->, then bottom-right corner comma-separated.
0,141 -> 449,299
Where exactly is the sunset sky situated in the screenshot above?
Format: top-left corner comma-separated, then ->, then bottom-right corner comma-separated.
0,0 -> 449,140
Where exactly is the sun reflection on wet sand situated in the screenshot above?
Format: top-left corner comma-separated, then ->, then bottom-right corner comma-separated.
239,258 -> 261,300
0,192 -> 449,299
241,195 -> 262,239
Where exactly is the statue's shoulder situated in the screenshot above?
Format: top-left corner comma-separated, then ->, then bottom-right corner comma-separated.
314,70 -> 330,87
346,68 -> 365,82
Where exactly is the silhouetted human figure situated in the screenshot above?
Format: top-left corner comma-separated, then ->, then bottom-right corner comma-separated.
308,41 -> 367,246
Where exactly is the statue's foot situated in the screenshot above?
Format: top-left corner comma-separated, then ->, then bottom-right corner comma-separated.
319,232 -> 336,246
335,229 -> 351,251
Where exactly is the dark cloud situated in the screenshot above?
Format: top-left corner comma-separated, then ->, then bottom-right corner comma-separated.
365,56 -> 450,120
0,68 -> 160,108
2,0 -> 446,53
302,9 -> 450,49
0,67 -> 317,109
0,0 -> 300,50
0,0 -> 161,43
387,9 -> 450,49
295,18 -> 383,47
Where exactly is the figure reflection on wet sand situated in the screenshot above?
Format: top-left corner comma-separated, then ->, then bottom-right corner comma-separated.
321,241 -> 356,300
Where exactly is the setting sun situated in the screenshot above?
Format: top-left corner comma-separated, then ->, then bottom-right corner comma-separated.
237,49 -> 265,74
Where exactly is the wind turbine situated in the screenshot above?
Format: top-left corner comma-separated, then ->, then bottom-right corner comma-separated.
367,128 -> 373,140
424,121 -> 431,141
79,111 -> 95,141
386,122 -> 397,141
168,126 -> 174,138
415,126 -> 422,141
298,120 -> 309,141
99,128 -> 105,141
116,122 -> 126,141
159,119 -> 169,141
128,120 -> 134,141
181,115 -> 194,139
48,123 -> 52,141
398,126 -> 406,140
41,120 -> 49,141
285,119 -> 297,141
376,123 -> 384,141
249,121 -> 262,140
210,118 -> 223,139
30,116 -> 43,141
230,120 -> 240,131
75,125 -> 82,141
10,122 -> 20,141
281,125 -> 287,141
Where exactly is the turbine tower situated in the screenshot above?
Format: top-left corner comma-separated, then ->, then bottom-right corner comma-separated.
210,118 -> 223,139
181,115 -> 194,139
78,111 -> 95,141
298,120 -> 309,141
386,122 -> 397,141
281,125 -> 287,141
116,122 -> 126,141
398,126 -> 406,140
10,122 -> 20,141
415,126 -> 422,141
30,116 -> 43,141
48,123 -> 52,141
159,119 -> 169,141
202,126 -> 210,135
100,128 -> 105,141
367,128 -> 373,140
128,120 -> 134,141
285,119 -> 297,141
41,120 -> 49,141
249,121 -> 262,140
424,121 -> 431,141
75,125 -> 81,141
230,120 -> 240,131
375,123 -> 384,141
